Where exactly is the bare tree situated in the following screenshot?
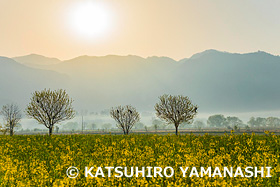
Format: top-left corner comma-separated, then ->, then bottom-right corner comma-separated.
0,104 -> 22,136
26,89 -> 75,136
155,94 -> 198,135
110,105 -> 140,135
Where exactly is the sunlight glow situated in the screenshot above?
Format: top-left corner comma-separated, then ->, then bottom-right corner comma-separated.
67,1 -> 112,40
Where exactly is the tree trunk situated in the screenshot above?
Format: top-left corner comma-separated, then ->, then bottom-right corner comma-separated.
10,127 -> 13,136
10,122 -> 13,136
175,125 -> 178,135
49,126 -> 53,136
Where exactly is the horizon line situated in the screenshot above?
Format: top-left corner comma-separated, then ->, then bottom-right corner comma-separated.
6,49 -> 280,62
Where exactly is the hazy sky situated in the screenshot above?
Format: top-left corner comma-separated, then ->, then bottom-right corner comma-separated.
0,0 -> 280,60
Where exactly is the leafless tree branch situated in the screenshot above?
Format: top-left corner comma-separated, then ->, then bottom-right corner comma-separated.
0,104 -> 22,136
110,105 -> 140,135
26,89 -> 75,135
155,94 -> 198,135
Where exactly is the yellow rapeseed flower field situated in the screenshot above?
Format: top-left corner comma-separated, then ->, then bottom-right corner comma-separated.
0,133 -> 279,186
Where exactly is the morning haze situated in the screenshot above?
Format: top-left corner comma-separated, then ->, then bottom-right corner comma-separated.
0,1 -> 280,130
1,49 -> 280,114
0,0 -> 280,60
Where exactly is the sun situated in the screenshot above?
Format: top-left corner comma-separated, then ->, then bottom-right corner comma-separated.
67,1 -> 112,40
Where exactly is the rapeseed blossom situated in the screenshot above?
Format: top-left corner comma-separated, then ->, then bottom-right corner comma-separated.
0,133 -> 279,186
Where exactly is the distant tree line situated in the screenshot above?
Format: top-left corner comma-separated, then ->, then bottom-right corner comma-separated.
206,114 -> 280,129
247,117 -> 280,128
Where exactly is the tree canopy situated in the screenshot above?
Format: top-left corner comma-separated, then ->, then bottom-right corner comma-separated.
110,105 -> 140,135
26,89 -> 75,135
1,104 -> 22,136
155,94 -> 198,135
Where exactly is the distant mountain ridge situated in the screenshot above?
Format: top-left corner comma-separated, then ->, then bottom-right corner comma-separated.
13,54 -> 61,69
0,49 -> 279,113
13,49 -> 280,65
0,57 -> 68,108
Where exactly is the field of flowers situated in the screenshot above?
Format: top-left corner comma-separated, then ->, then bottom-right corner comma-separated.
0,133 -> 279,186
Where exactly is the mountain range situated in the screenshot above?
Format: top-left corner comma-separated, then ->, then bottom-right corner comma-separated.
1,49 -> 280,114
